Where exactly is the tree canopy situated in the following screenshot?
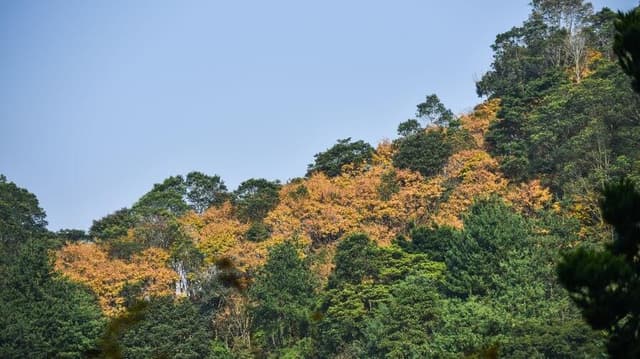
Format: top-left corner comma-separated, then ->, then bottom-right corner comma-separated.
307,138 -> 375,178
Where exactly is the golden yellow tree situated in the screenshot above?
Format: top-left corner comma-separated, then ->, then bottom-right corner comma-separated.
459,98 -> 501,148
434,150 -> 509,228
55,242 -> 176,316
266,152 -> 443,246
179,202 -> 248,264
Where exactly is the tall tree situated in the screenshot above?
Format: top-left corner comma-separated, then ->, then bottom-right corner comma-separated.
185,171 -> 229,213
0,239 -> 105,358
416,94 -> 455,127
328,233 -> 379,288
133,175 -> 190,217
249,241 -> 317,354
557,12 -> 640,355
0,174 -> 47,244
233,178 -> 281,223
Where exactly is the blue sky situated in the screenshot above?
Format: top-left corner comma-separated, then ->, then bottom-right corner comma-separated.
0,0 -> 635,230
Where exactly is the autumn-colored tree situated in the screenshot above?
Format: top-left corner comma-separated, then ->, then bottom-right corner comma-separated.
434,150 -> 509,228
266,161 -> 443,247
458,99 -> 501,148
180,202 -> 248,263
55,243 -> 176,316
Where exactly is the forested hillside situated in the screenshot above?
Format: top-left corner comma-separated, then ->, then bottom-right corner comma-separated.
2,1 -> 640,358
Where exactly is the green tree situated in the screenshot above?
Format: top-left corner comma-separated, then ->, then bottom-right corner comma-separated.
249,241 -> 317,354
244,221 -> 271,242
416,94 -> 455,127
0,239 -> 105,358
118,296 -> 214,359
233,178 -> 281,223
316,236 -> 444,358
89,208 -> 135,240
444,197 -> 529,298
399,225 -> 460,262
328,233 -> 379,288
556,10 -> 640,357
133,172 -> 228,218
526,60 -> 640,195
476,0 -> 624,183
0,174 -> 47,244
307,138 -> 374,178
129,175 -> 194,249
392,128 -> 452,178
558,179 -> 640,357
361,275 -> 441,358
422,199 -> 604,357
133,175 -> 190,217
396,119 -> 421,137
185,171 -> 229,213
56,228 -> 90,242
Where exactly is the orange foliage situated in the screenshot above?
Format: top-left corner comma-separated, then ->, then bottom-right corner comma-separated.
371,140 -> 394,166
565,190 -> 605,239
459,99 -> 500,148
179,202 -> 249,264
180,202 -> 292,270
582,49 -> 604,79
266,161 -> 443,246
434,150 -> 508,228
55,243 -> 176,316
505,179 -> 553,216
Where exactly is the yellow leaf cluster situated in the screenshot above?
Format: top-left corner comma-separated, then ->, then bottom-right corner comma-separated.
55,243 -> 176,316
459,99 -> 501,148
434,150 -> 508,228
179,202 -> 248,264
179,202 -> 291,270
566,190 -> 605,238
371,140 -> 394,166
266,162 -> 443,246
505,179 -> 553,216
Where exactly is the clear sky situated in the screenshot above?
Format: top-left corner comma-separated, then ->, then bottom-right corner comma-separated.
0,0 -> 635,231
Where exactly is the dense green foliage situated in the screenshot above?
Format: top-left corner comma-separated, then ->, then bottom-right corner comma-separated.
0,175 -> 47,244
117,297 -> 214,359
479,3 -> 640,193
249,241 -> 318,355
392,127 -> 452,177
0,240 -> 105,358
233,178 -> 281,223
307,138 -> 375,177
89,207 -> 135,240
559,180 -> 640,357
90,171 -> 228,242
557,11 -> 640,358
391,94 -> 460,177
416,94 -> 456,127
614,7 -> 640,92
0,180 -> 104,358
316,234 -> 444,358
